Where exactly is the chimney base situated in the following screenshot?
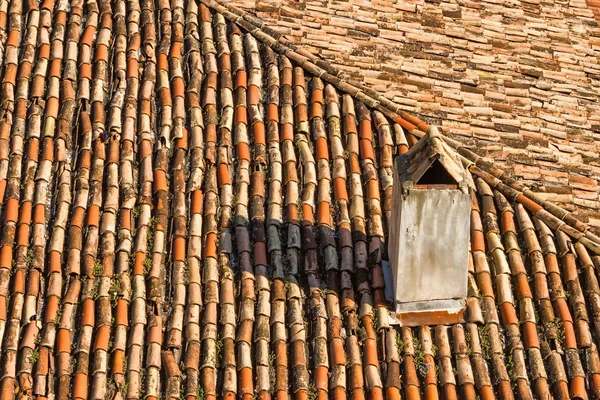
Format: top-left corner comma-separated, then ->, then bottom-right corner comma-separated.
395,299 -> 466,327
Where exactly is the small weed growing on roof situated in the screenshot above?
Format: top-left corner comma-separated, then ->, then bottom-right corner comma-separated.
371,313 -> 379,331
557,322 -> 565,348
142,217 -> 157,275
54,305 -> 63,324
269,350 -> 276,395
506,351 -> 517,391
118,381 -> 128,397
129,251 -> 136,269
109,278 -> 121,302
296,198 -> 304,221
29,348 -> 39,364
465,330 -> 473,356
413,337 -> 430,379
330,200 -> 338,222
93,260 -> 103,277
132,205 -> 140,219
551,318 -> 565,349
413,338 -> 424,363
396,333 -> 404,357
108,378 -> 116,397
215,334 -> 223,367
479,325 -> 492,361
197,386 -> 205,400
26,249 -> 34,267
91,278 -> 100,300
143,257 -> 152,275
139,367 -> 147,396
182,258 -> 190,286
29,334 -> 42,364
307,381 -> 318,400
147,216 -> 157,244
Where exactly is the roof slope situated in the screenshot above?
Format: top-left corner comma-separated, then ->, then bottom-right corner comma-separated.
232,0 -> 600,227
0,1 -> 600,400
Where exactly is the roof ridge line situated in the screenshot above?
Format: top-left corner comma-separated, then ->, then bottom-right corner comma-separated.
199,0 -> 600,254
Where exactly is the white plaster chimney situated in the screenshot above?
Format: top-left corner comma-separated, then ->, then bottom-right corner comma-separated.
388,127 -> 471,326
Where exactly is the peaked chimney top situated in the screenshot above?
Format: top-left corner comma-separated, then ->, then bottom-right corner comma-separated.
396,127 -> 470,193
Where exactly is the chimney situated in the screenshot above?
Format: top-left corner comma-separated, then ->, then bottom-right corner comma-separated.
388,127 -> 471,326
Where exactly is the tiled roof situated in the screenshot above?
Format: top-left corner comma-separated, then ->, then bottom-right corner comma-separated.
0,0 -> 599,399
231,0 -> 600,228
